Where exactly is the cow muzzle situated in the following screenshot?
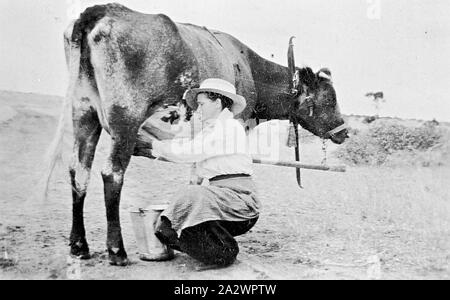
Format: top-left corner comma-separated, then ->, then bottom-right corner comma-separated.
325,123 -> 349,144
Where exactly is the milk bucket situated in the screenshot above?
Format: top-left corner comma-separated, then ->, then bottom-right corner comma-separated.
130,204 -> 174,261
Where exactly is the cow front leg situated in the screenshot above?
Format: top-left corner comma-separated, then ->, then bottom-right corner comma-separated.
102,134 -> 137,266
69,107 -> 102,259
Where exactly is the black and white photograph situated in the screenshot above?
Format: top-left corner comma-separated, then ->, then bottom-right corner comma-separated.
0,0 -> 449,282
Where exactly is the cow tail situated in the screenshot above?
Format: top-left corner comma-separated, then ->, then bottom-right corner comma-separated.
39,22 -> 81,201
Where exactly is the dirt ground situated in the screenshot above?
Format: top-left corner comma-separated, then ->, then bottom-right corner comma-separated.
1,91 -> 449,280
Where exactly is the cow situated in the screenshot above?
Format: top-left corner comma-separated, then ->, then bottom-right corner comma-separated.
46,3 -> 348,266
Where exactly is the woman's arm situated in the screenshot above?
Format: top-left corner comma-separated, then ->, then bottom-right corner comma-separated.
151,130 -> 221,164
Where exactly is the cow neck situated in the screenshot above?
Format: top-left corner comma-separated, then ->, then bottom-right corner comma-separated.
250,54 -> 293,120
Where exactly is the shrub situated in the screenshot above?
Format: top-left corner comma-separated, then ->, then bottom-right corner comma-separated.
334,120 -> 445,166
335,134 -> 388,165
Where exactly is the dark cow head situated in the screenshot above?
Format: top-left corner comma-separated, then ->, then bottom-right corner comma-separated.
290,67 -> 348,144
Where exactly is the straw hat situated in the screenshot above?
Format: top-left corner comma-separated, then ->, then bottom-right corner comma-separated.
184,78 -> 247,115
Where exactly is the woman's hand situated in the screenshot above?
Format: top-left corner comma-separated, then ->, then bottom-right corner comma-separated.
140,105 -> 186,140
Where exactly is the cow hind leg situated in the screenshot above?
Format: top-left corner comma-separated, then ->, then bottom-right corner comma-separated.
69,106 -> 102,259
102,112 -> 141,266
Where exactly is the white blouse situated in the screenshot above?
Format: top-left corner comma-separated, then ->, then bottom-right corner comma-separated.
151,108 -> 253,180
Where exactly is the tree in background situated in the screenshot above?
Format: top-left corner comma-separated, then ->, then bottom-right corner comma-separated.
365,92 -> 385,117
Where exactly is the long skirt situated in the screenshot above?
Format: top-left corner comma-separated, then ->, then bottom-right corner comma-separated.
161,177 -> 261,235
157,176 -> 261,266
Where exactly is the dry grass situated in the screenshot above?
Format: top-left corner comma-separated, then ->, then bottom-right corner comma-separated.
240,162 -> 450,279
232,139 -> 450,279
1,91 -> 449,279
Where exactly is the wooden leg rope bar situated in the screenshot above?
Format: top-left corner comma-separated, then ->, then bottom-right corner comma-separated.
252,158 -> 346,173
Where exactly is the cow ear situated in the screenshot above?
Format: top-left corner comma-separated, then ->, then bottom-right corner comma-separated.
317,68 -> 332,82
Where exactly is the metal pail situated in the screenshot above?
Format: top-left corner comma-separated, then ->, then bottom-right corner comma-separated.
130,204 -> 174,261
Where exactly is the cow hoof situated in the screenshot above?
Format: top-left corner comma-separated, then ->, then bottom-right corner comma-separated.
108,248 -> 129,266
70,239 -> 91,259
109,255 -> 129,266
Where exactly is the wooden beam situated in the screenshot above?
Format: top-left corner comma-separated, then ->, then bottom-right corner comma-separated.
252,158 -> 346,173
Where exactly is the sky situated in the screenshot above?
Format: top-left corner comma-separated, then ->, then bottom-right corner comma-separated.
1,0 -> 449,121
